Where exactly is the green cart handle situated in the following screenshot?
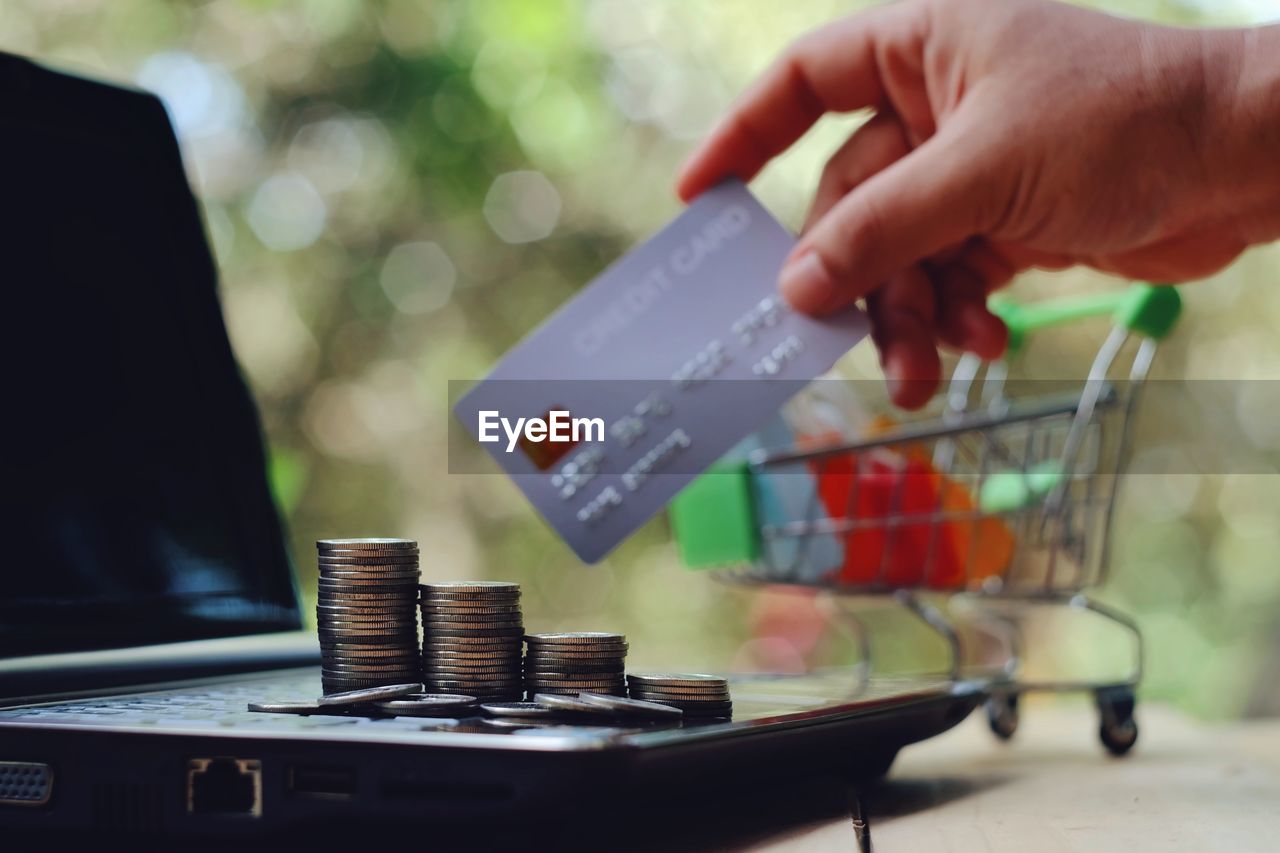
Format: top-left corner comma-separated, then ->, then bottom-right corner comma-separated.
992,282 -> 1181,356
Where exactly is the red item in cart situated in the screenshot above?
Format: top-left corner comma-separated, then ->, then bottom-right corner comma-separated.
810,453 -> 967,588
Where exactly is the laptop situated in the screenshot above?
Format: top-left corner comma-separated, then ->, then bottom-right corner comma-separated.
0,54 -> 982,842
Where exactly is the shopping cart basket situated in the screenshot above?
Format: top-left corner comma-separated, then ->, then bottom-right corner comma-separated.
670,283 -> 1182,755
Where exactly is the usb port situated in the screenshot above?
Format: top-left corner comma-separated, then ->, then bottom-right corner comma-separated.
288,764 -> 356,799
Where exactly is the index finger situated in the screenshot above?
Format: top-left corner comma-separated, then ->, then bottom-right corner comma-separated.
675,4 -> 922,202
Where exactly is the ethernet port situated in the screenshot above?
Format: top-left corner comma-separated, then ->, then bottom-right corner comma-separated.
187,757 -> 262,817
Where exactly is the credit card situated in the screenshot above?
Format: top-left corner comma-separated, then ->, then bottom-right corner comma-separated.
452,180 -> 869,563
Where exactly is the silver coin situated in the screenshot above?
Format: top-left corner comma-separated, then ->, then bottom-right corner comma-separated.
318,568 -> 420,578
626,680 -> 731,691
577,692 -> 684,719
324,654 -> 420,664
317,571 -> 417,578
317,615 -> 418,625
424,611 -> 522,620
318,683 -> 423,705
318,585 -> 417,593
524,673 -> 626,683
375,694 -> 477,717
421,658 -> 522,668
317,617 -> 417,630
480,701 -> 561,718
425,686 -> 523,696
425,619 -> 524,629
317,591 -> 412,601
631,697 -> 734,712
531,693 -> 619,717
317,630 -> 417,637
316,551 -> 419,560
318,546 -> 419,555
421,581 -> 519,592
627,688 -> 732,701
524,645 -> 626,653
317,582 -> 418,590
247,699 -> 329,714
317,538 -> 417,550
325,663 -> 420,672
526,632 -> 625,644
420,605 -> 522,615
525,682 -> 626,692
420,595 -> 522,606
423,668 -> 522,678
526,684 -> 625,694
317,629 -> 418,637
322,655 -> 422,671
322,682 -> 415,694
424,677 -> 524,688
423,637 -> 523,646
317,611 -> 418,622
420,614 -> 524,625
626,673 -> 726,687
317,555 -> 420,565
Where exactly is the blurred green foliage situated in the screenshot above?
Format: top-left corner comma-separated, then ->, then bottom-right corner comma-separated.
6,0 -> 1280,718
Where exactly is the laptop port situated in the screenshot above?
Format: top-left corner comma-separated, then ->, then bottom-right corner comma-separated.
288,764 -> 356,798
0,761 -> 54,807
186,757 -> 262,817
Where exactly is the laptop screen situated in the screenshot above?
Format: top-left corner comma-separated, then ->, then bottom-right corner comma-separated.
0,55 -> 301,657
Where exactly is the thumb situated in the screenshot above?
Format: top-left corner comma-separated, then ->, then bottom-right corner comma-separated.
780,128 -> 996,314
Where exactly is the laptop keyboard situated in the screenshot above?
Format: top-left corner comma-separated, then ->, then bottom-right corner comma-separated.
0,670 -> 445,734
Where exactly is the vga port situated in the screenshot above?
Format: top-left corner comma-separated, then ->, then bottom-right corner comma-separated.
0,762 -> 53,807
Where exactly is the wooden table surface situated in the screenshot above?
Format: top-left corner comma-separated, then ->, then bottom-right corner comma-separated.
749,699 -> 1280,852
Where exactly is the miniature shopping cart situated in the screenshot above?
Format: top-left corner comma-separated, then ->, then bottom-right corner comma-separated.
670,283 -> 1182,756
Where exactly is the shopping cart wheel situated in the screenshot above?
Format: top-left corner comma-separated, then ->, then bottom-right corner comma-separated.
1095,686 -> 1138,756
985,692 -> 1019,741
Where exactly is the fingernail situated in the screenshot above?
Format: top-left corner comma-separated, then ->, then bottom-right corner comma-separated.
779,252 -> 836,314
883,349 -> 905,401
958,302 -> 1008,360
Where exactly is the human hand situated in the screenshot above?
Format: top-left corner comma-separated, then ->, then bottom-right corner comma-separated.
678,0 -> 1280,407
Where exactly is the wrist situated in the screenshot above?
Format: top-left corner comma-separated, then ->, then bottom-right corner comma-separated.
1201,25 -> 1280,244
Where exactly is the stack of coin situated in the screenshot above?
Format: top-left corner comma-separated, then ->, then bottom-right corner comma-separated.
316,539 -> 421,695
524,632 -> 627,698
626,673 -> 733,719
419,582 -> 524,701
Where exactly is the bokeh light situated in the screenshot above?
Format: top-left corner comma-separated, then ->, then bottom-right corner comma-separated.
7,0 -> 1280,720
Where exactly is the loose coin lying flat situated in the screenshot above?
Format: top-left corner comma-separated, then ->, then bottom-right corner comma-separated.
375,694 -> 478,717
531,693 -> 619,718
577,692 -> 684,719
317,683 -> 422,706
247,699 -> 329,714
480,701 -> 562,718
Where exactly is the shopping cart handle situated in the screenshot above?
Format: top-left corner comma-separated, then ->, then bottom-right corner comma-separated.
992,283 -> 1181,354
